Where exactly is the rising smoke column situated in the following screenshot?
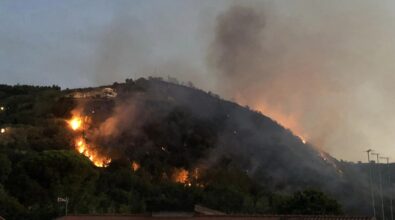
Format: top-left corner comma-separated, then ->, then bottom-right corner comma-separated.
208,4 -> 311,142
209,5 -> 266,96
208,3 -> 362,158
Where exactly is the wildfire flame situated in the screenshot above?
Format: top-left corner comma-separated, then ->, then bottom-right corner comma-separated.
171,168 -> 204,187
75,137 -> 111,167
68,116 -> 82,131
67,114 -> 111,167
172,168 -> 189,184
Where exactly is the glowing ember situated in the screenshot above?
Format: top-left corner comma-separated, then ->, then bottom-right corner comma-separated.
256,104 -> 309,145
0,128 -> 5,134
173,168 -> 189,184
0,106 -> 4,111
68,116 -> 82,131
131,161 -> 140,171
319,151 -> 343,175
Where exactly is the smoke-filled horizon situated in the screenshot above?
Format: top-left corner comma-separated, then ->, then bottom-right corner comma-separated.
208,1 -> 395,162
2,0 -> 395,161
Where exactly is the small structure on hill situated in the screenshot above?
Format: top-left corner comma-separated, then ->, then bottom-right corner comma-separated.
68,88 -> 117,99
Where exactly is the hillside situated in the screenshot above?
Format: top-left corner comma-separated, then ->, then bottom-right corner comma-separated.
0,77 -> 380,219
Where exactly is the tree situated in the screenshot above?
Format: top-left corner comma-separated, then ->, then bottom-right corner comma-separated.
280,189 -> 343,214
0,185 -> 27,220
6,150 -> 99,218
0,153 -> 11,183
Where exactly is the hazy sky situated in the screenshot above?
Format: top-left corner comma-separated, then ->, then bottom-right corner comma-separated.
2,0 -> 395,162
0,0 -> 226,89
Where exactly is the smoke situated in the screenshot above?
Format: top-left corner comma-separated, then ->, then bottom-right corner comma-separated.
87,0 -> 395,161
84,95 -> 146,159
64,1 -> 395,212
208,1 -> 395,161
95,98 -> 138,140
4,0 -> 395,160
209,5 -> 265,83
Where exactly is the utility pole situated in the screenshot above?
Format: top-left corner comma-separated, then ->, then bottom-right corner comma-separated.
373,153 -> 385,220
381,157 -> 393,220
367,149 -> 376,218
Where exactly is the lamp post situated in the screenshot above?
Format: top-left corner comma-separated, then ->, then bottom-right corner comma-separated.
372,153 -> 385,220
367,149 -> 376,218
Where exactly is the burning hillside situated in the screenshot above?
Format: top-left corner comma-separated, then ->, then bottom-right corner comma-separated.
0,81 -> 379,218
61,78 -> 346,189
5,1 -> 395,218
65,98 -> 205,186
0,78 -> 365,219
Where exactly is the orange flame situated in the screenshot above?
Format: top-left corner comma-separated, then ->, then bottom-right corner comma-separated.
172,168 -> 189,184
74,137 -> 111,167
131,161 -> 140,171
67,113 -> 111,168
171,168 -> 203,187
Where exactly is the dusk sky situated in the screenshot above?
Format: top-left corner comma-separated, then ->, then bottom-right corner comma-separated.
0,0 -> 226,89
2,0 -> 395,161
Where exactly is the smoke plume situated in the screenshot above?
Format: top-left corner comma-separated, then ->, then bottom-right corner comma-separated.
208,1 -> 395,160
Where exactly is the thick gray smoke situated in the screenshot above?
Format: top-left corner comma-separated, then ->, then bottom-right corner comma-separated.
209,5 -> 265,88
208,1 -> 395,161
90,0 -> 395,161
3,1 -> 395,160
